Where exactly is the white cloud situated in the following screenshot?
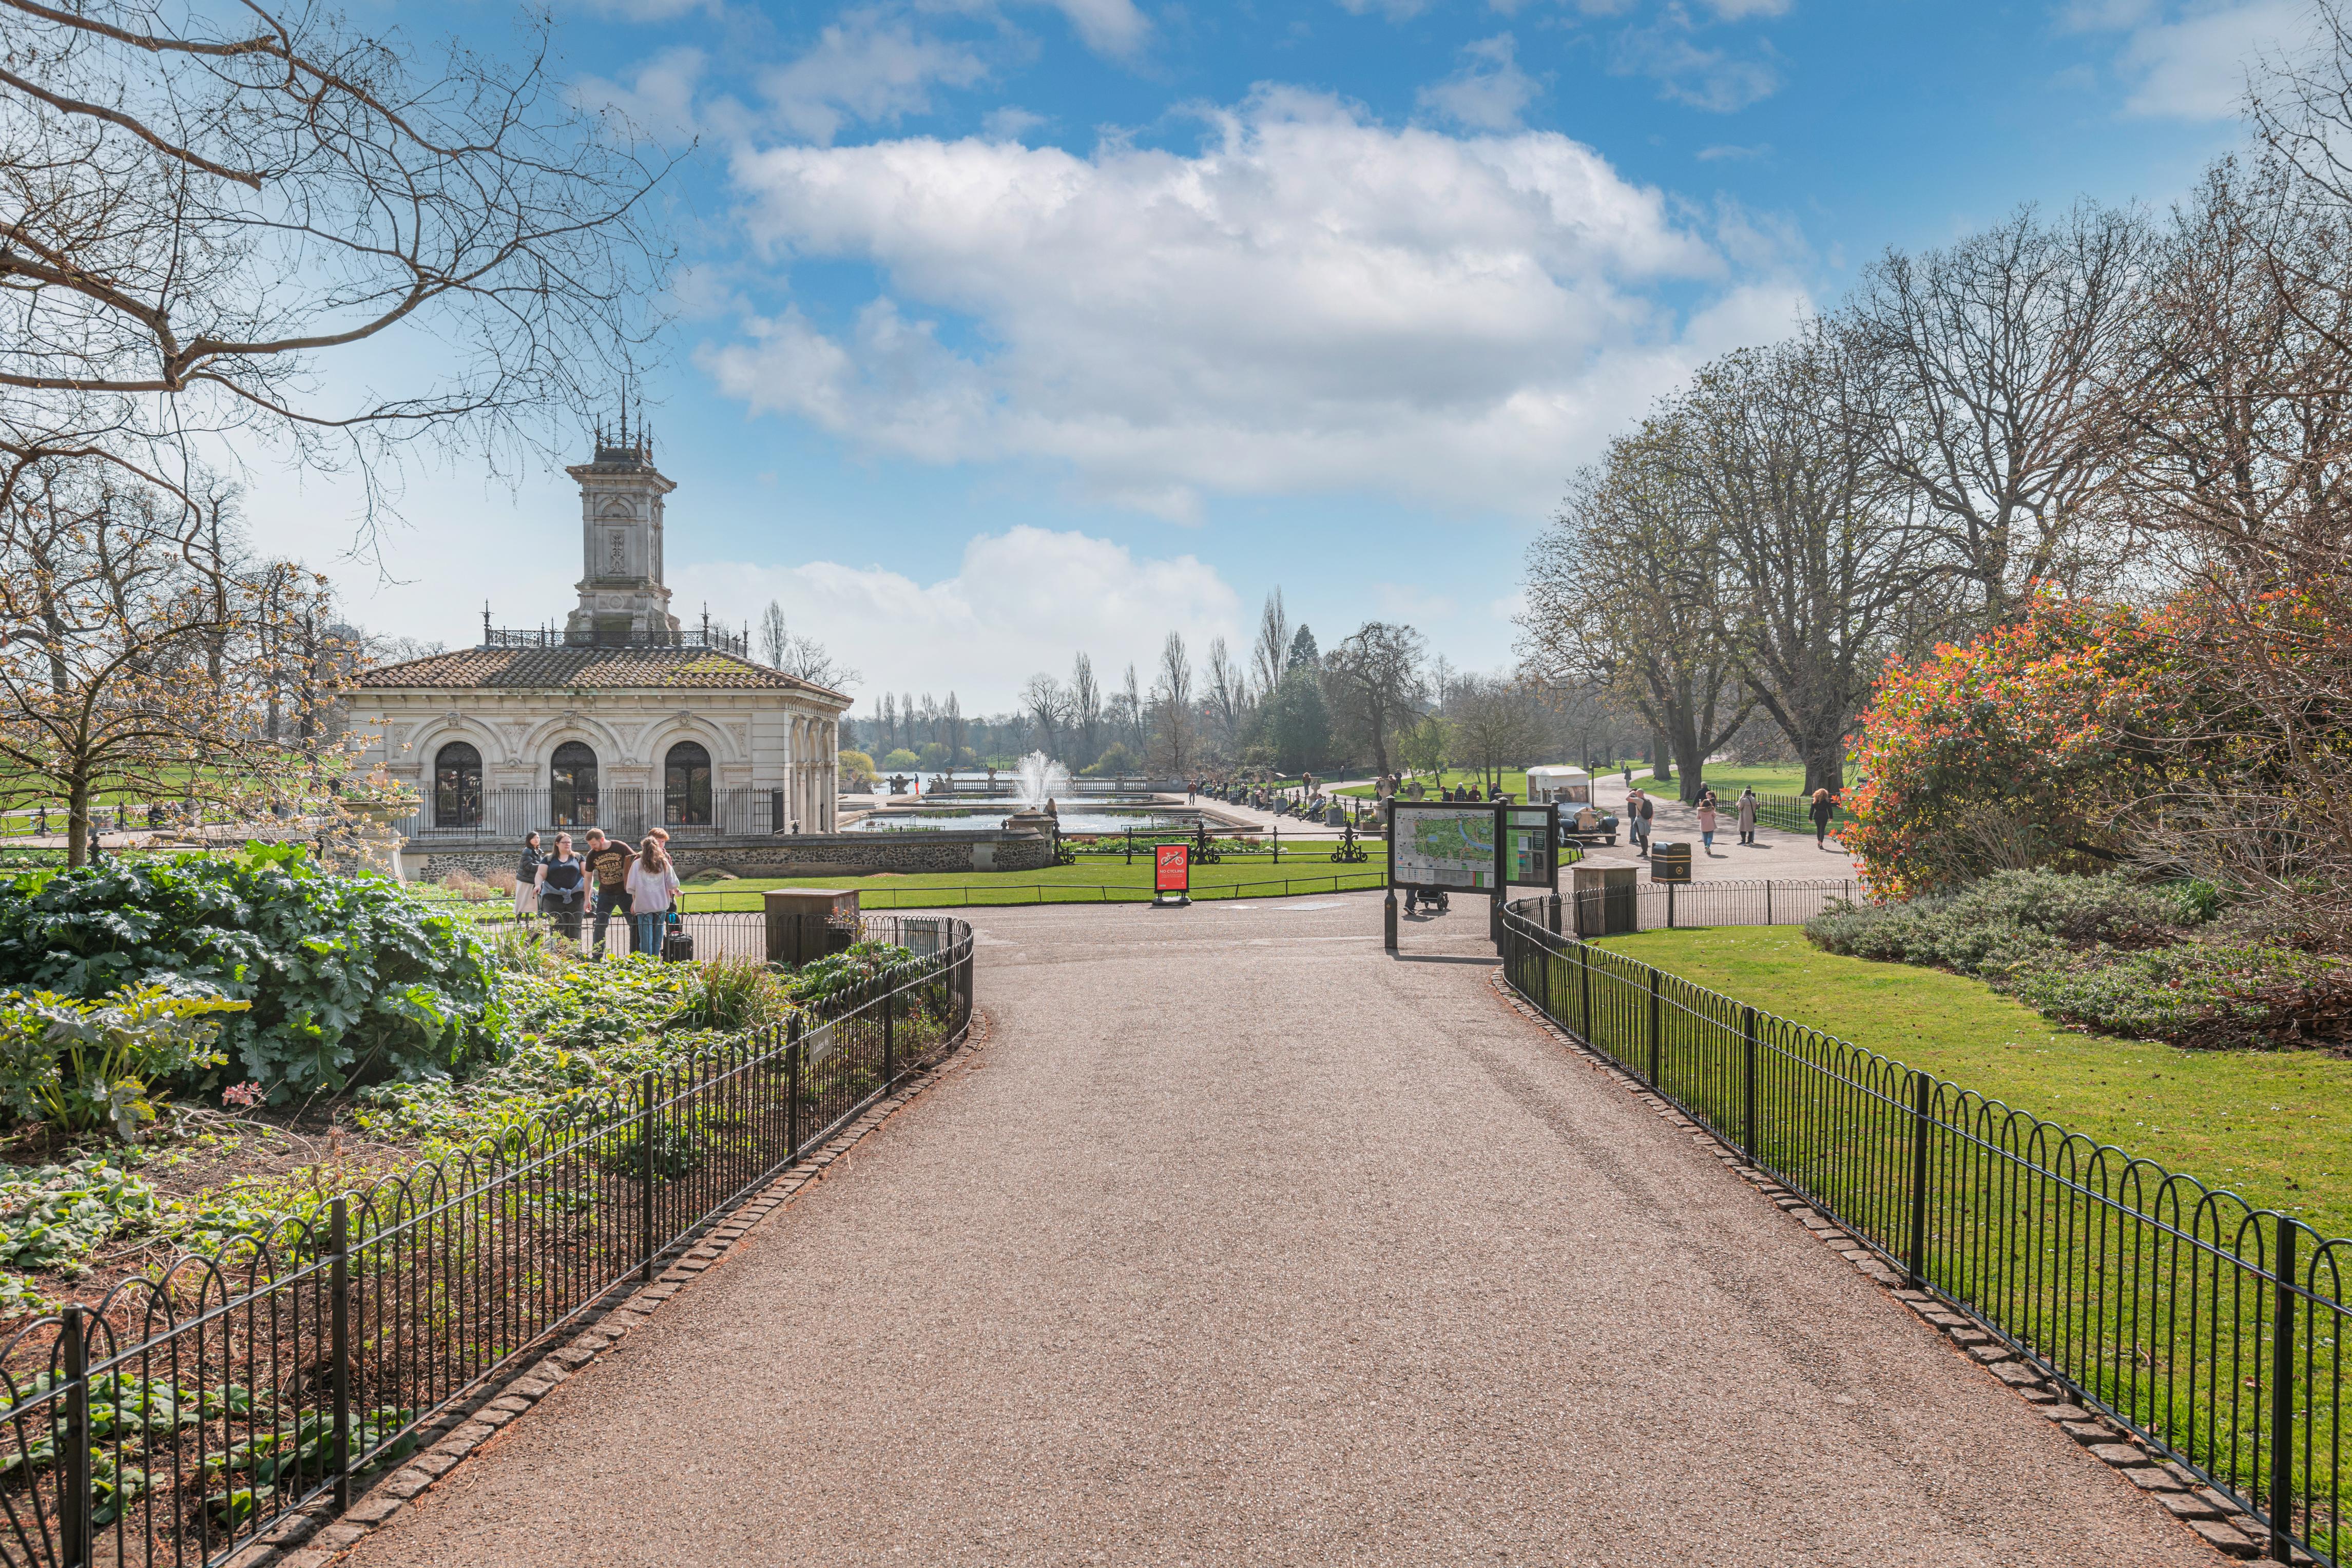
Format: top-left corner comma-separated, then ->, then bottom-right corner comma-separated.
706,87 -> 1795,520
1700,0 -> 1789,16
762,10 -> 991,143
572,46 -> 709,143
1418,33 -> 1544,130
668,526 -> 1243,709
2099,0 -> 2306,119
1610,10 -> 1782,111
981,105 -> 1049,140
1696,141 -> 1769,160
1037,0 -> 1152,57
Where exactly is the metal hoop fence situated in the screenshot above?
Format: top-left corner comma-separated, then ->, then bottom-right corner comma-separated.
0,916 -> 974,1568
1497,897 -> 2345,1566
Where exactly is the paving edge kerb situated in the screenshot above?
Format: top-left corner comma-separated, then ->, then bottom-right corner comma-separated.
239,1011 -> 993,1568
1484,971 -> 2307,1567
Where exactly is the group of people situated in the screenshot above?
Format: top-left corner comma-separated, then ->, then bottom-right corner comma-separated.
515,826 -> 685,957
1620,784 -> 1763,857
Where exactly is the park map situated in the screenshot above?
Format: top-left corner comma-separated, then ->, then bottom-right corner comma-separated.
1395,807 -> 1496,889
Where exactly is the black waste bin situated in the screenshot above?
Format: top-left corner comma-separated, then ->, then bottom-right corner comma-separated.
1650,841 -> 1692,884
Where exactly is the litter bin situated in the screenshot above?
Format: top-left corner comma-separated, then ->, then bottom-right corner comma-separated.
1650,841 -> 1692,884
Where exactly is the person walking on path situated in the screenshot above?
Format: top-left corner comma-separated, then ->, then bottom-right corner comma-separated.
582,828 -> 637,956
627,838 -> 683,958
1627,788 -> 1650,856
535,833 -> 586,941
513,831 -> 545,916
1697,792 -> 1719,855
1810,787 -> 1836,847
1736,788 -> 1758,846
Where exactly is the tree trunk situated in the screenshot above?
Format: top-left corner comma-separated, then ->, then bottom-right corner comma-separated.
67,776 -> 89,868
1650,728 -> 1671,783
1804,735 -> 1845,797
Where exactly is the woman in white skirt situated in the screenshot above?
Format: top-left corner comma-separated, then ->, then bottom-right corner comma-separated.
513,831 -> 545,916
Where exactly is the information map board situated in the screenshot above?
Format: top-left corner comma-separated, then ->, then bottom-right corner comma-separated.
1389,804 -> 1497,891
1505,805 -> 1560,889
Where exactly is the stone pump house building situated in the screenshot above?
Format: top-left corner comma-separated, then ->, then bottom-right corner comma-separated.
350,434 -> 850,879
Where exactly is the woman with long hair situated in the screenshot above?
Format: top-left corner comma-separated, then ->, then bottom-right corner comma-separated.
628,836 -> 683,958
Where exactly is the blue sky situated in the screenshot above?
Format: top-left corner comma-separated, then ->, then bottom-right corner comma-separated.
250,0 -> 2298,711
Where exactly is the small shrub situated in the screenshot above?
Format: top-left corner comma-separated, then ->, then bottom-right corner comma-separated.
1808,869 -> 2348,1050
0,846 -> 503,1097
785,942 -> 918,1005
0,985 -> 247,1141
676,957 -> 796,1032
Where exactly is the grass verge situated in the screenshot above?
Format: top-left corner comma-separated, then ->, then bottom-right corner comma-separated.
1594,925 -> 2352,1238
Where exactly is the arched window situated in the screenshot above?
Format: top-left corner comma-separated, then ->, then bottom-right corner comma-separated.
550,741 -> 598,827
664,741 -> 712,826
434,743 -> 482,828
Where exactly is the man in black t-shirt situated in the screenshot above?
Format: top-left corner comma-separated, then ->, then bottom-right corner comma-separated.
582,829 -> 637,956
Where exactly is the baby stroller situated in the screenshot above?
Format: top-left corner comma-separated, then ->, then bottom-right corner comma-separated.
1402,885 -> 1451,916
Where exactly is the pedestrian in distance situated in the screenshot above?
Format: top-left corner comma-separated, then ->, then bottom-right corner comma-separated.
1637,790 -> 1655,856
535,833 -> 586,941
514,831 -> 544,916
1736,788 -> 1758,846
1698,794 -> 1719,855
627,837 -> 682,958
1810,786 -> 1835,847
581,828 -> 637,956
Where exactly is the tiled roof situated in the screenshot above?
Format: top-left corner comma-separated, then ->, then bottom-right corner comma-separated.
351,645 -> 842,697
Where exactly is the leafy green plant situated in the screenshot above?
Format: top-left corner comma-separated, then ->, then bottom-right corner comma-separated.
1806,870 -> 2349,1050
785,942 -> 917,1005
0,985 -> 245,1140
0,1155 -> 157,1270
0,845 -> 504,1097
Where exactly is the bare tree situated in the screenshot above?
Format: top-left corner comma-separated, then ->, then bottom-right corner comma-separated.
1119,663 -> 1146,752
1020,673 -> 1071,757
759,602 -> 791,668
1520,422 -> 1749,802
1323,622 -> 1424,777
1450,675 -> 1548,794
0,459 -> 356,863
939,691 -> 966,767
1151,631 -> 1194,776
1674,334 -> 1929,791
1069,653 -> 1103,765
2114,158 -> 2352,580
754,603 -> 859,691
1251,589 -> 1290,699
1203,635 -> 1247,759
1841,204 -> 2147,624
0,0 -> 677,533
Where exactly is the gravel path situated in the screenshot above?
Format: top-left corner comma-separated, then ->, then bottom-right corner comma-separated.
343,894 -> 2213,1567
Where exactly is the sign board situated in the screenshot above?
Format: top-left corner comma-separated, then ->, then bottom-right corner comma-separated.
1153,843 -> 1190,905
1505,806 -> 1559,888
1389,803 -> 1498,891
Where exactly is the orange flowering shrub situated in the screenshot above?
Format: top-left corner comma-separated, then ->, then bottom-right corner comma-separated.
1846,597 -> 2174,898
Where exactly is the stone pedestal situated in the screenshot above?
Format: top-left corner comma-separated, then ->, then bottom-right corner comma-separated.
1570,858 -> 1641,937
765,887 -> 861,967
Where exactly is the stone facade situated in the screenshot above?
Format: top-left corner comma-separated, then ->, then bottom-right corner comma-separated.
348,438 -> 850,837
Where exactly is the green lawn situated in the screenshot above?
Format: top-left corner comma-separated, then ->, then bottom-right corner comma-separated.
422,849 -> 1394,914
1595,925 -> 2352,1239
678,851 -> 1388,908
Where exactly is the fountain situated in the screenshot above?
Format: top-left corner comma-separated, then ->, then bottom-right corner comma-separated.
1013,751 -> 1071,808
1003,750 -> 1070,841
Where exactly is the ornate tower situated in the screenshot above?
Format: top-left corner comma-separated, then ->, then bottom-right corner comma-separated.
564,416 -> 679,645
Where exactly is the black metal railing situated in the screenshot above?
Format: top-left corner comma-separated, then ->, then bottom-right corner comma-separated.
480,622 -> 750,658
398,786 -> 793,844
0,916 -> 973,1567
1746,791 -> 1854,836
444,908 -> 773,962
1553,876 -> 1861,935
1496,897 -> 2346,1565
